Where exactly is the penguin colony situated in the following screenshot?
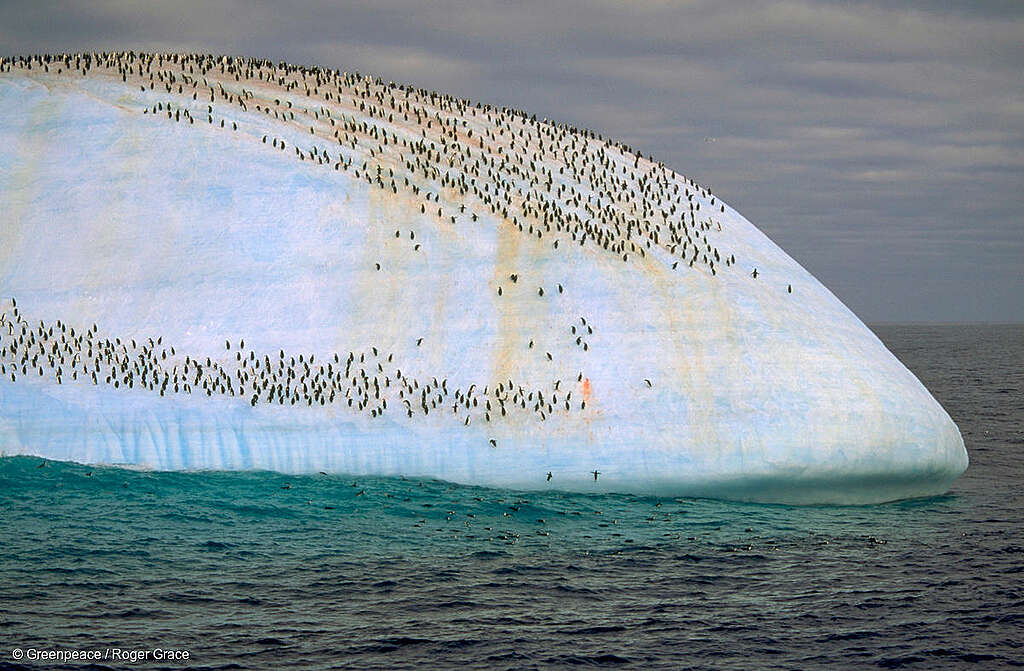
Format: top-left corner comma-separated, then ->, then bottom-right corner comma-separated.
0,301 -> 583,425
0,52 -> 790,429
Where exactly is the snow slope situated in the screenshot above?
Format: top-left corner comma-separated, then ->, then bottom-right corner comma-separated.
0,53 -> 967,503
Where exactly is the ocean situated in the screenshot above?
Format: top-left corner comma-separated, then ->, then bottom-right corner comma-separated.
1,324 -> 1021,670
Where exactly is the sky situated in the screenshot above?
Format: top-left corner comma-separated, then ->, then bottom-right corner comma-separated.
1,0 -> 1021,322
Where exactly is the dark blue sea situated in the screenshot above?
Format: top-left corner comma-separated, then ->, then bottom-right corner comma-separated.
1,324 -> 1021,670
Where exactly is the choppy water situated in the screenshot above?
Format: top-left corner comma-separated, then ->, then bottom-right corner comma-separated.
1,324 -> 1021,670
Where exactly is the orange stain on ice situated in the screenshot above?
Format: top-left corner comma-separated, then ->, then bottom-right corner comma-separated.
582,377 -> 592,401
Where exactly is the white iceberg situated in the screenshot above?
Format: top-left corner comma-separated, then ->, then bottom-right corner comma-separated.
0,53 -> 967,503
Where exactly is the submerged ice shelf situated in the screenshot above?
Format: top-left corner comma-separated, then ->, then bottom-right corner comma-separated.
0,52 -> 967,504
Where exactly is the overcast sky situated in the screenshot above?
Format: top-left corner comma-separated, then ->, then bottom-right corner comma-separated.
2,0 -> 1021,322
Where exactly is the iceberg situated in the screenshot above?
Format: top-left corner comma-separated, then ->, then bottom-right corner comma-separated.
0,52 -> 967,503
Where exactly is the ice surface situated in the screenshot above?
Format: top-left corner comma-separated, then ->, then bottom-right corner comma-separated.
0,56 -> 967,503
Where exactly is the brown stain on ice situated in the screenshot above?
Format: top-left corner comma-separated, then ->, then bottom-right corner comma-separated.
489,218 -> 522,387
432,186 -> 465,332
640,252 -> 723,451
361,175 -> 422,349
